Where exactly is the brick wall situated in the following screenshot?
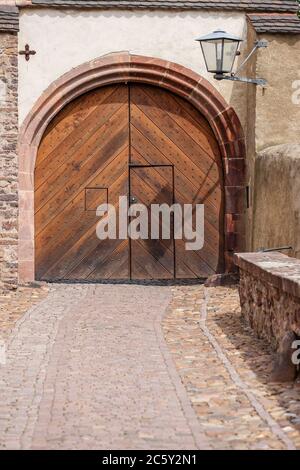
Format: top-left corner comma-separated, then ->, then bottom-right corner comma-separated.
0,31 -> 18,291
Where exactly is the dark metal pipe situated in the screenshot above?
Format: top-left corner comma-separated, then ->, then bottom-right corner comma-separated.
257,246 -> 293,253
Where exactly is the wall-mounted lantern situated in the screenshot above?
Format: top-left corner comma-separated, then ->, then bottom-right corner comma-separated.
195,30 -> 268,86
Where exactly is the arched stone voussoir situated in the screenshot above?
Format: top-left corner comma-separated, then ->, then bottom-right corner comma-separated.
18,52 -> 246,282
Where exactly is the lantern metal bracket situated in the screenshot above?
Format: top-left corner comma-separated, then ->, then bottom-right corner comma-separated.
214,40 -> 268,86
214,74 -> 267,87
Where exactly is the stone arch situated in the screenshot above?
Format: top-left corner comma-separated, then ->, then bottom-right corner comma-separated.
18,52 -> 246,282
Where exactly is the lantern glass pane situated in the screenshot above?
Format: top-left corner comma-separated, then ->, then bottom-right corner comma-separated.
201,39 -> 223,73
222,40 -> 239,73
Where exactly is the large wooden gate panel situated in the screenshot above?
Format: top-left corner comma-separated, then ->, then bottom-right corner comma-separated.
35,85 -> 130,281
130,84 -> 224,278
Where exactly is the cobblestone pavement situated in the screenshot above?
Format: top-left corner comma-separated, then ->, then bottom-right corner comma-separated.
0,283 -> 208,450
0,284 -> 49,340
163,285 -> 300,450
1,282 -> 300,450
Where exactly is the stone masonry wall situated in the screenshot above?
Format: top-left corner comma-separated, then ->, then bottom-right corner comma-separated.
239,269 -> 300,351
235,252 -> 300,351
0,32 -> 18,291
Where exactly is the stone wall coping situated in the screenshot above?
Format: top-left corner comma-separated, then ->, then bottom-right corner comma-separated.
234,252 -> 300,299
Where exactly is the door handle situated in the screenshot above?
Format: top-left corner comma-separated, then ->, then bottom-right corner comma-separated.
130,196 -> 137,204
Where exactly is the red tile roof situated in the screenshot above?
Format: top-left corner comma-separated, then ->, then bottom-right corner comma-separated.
0,6 -> 19,32
248,13 -> 300,34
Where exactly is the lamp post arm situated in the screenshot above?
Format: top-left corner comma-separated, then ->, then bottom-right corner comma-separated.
214,74 -> 267,87
233,40 -> 268,78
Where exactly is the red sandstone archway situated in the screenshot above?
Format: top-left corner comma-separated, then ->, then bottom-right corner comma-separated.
18,52 -> 246,282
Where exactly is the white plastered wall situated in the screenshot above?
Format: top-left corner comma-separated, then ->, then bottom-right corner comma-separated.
18,7 -> 247,125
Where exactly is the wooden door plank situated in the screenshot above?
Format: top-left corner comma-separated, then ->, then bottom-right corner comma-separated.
173,92 -> 222,152
108,256 -> 131,280
131,166 -> 173,205
131,126 -> 222,213
87,240 -> 129,280
131,86 -> 221,180
35,103 -> 129,213
131,240 -> 173,280
130,259 -> 150,279
131,130 -> 223,241
37,86 -> 118,167
35,85 -> 128,184
130,105 -> 222,202
137,238 -> 174,276
35,139 -> 129,236
142,85 -> 222,161
176,239 -> 216,277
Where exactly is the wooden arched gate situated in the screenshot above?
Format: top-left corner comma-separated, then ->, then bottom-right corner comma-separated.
35,84 -> 224,281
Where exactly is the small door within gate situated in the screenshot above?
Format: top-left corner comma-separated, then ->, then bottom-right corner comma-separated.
129,165 -> 175,280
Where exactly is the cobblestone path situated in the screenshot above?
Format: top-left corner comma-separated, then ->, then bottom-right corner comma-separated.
1,283 -> 300,450
0,284 -> 208,450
